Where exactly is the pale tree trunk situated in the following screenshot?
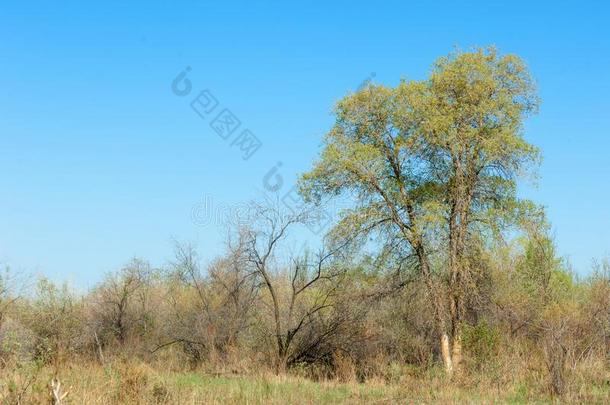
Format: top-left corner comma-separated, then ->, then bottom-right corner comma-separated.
445,297 -> 465,374
448,175 -> 471,374
451,334 -> 462,371
448,159 -> 477,374
441,333 -> 453,373
415,242 -> 456,375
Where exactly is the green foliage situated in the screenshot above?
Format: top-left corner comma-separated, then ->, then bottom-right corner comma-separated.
516,228 -> 575,306
300,46 -> 542,283
462,321 -> 500,368
1,48 -> 609,403
21,278 -> 83,363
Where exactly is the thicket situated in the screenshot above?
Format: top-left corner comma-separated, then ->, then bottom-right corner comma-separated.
0,212 -> 608,403
1,48 -> 608,403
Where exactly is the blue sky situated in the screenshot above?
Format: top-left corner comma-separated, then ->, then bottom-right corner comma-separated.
1,1 -> 608,287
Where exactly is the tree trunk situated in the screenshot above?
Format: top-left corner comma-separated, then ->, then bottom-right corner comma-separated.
276,351 -> 288,375
415,241 -> 455,375
448,175 -> 471,374
441,333 -> 453,373
451,333 -> 462,371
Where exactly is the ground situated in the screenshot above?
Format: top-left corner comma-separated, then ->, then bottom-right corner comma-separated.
2,361 -> 608,404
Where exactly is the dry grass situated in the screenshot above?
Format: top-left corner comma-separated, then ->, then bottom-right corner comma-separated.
1,357 -> 608,404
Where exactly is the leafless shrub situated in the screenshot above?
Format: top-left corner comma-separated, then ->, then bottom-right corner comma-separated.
89,259 -> 154,352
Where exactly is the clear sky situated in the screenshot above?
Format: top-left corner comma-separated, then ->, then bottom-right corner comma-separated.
1,1 -> 609,287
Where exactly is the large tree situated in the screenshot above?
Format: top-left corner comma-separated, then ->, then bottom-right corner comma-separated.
301,47 -> 539,373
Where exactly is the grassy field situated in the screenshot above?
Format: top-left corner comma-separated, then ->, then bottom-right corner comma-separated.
2,360 -> 608,404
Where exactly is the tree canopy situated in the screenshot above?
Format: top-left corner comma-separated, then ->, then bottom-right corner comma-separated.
301,47 -> 541,372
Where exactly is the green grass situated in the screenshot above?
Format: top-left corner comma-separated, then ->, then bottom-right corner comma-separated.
158,373 -> 396,404
2,360 -> 608,404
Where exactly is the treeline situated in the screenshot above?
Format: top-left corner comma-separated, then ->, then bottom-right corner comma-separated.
0,204 -> 608,399
1,47 -> 609,402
